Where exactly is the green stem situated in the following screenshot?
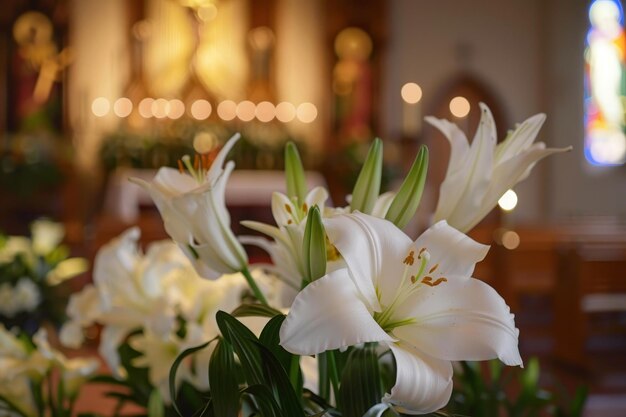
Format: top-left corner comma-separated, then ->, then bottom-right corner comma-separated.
241,267 -> 269,306
318,353 -> 330,401
327,350 -> 341,407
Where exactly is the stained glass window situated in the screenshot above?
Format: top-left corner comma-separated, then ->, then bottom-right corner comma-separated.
584,0 -> 626,166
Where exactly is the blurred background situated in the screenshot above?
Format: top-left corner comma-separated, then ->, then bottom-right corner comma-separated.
0,0 -> 625,415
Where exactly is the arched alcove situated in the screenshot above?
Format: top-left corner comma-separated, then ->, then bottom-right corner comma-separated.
419,73 -> 508,230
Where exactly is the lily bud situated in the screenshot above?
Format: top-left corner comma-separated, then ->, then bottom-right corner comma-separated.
285,141 -> 308,205
385,145 -> 429,229
302,205 -> 327,284
351,138 -> 383,214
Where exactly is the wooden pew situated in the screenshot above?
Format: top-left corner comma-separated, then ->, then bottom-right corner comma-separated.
554,241 -> 626,368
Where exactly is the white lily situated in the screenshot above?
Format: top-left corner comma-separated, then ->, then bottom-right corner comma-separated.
0,326 -> 54,417
241,187 -> 333,294
425,103 -> 571,232
60,228 -> 185,375
280,212 -> 521,414
128,325 -> 210,403
132,133 -> 248,279
61,228 -> 283,397
30,219 -> 64,256
33,329 -> 99,396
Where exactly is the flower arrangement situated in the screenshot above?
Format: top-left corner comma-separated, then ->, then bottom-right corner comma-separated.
0,104 -> 576,417
0,220 -> 88,333
124,104 -> 569,416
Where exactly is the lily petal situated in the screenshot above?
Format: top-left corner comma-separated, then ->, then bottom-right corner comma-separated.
382,343 -> 453,415
152,167 -> 199,196
412,220 -> 489,278
460,143 -> 571,233
206,133 -> 240,182
325,213 -> 412,311
280,269 -> 393,355
393,277 -> 522,366
495,113 -> 546,164
439,104 -> 496,225
424,116 -> 471,221
241,220 -> 291,248
99,326 -> 130,378
305,186 -> 330,209
423,116 -> 470,178
271,192 -> 295,227
371,191 -> 396,219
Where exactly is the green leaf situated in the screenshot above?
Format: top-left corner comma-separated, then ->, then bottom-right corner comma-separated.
302,205 -> 327,283
339,344 -> 383,417
217,311 -> 305,417
147,389 -> 164,417
168,338 -> 215,417
302,389 -> 333,414
488,359 -> 503,383
520,357 -> 540,400
0,394 -> 28,417
117,336 -> 153,404
216,311 -> 264,385
231,303 -> 283,318
255,341 -> 305,417
242,385 -> 283,417
569,385 -> 588,417
285,142 -> 308,204
88,375 -> 132,388
259,315 -> 303,396
385,145 -> 428,229
307,412 -> 330,417
351,138 -> 383,214
209,339 -> 240,417
363,403 -> 393,417
259,315 -> 291,373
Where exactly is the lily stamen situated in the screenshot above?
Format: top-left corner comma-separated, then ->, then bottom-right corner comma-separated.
403,250 -> 415,266
421,276 -> 448,287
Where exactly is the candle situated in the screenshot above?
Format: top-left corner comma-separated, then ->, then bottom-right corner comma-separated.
401,82 -> 423,138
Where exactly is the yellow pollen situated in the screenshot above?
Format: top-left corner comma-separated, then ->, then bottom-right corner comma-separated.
302,203 -> 308,212
403,250 -> 415,265
429,264 -> 439,274
177,159 -> 185,174
285,204 -> 293,214
287,219 -> 293,224
326,236 -> 341,261
422,276 -> 447,287
418,247 -> 427,259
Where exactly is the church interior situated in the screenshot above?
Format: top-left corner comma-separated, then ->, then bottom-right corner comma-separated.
1,0 -> 625,416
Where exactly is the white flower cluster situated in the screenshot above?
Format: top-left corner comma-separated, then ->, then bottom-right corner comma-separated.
0,325 -> 98,417
0,278 -> 42,318
60,227 -> 281,402
127,108 -> 569,415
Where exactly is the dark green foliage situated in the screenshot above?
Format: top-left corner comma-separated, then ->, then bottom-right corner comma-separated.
448,359 -> 587,417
